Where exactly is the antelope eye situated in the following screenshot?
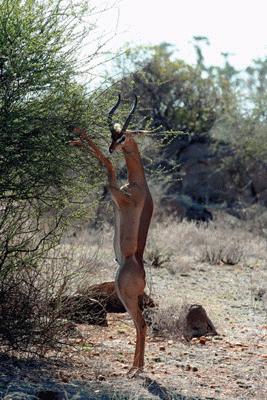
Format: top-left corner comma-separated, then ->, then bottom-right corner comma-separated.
116,135 -> 126,144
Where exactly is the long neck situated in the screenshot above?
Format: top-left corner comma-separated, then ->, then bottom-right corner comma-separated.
122,139 -> 146,184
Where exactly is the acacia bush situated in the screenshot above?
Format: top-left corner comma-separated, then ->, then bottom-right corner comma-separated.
0,0 -> 115,352
0,244 -> 99,353
0,263 -> 66,353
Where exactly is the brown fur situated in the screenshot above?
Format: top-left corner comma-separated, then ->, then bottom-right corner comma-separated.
70,128 -> 153,374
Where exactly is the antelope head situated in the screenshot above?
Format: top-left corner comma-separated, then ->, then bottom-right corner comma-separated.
108,94 -> 138,154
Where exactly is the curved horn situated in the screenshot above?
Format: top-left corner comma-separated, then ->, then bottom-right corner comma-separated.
121,94 -> 138,133
108,94 -> 121,132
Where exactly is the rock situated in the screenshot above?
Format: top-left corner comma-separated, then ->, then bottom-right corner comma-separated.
254,287 -> 267,302
199,336 -> 207,345
178,304 -> 218,341
251,166 -> 267,196
81,281 -> 125,313
161,194 -> 213,222
166,140 -> 237,205
185,205 -> 213,222
161,135 -> 267,216
52,281 -> 155,326
258,188 -> 267,206
83,281 -> 155,313
58,294 -> 108,326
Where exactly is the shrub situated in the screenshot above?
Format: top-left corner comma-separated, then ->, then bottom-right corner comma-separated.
0,245 -> 98,354
0,0 -> 111,352
144,305 -> 181,338
146,246 -> 173,269
198,239 -> 244,265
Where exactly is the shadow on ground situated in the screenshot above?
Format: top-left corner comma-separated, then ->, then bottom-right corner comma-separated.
143,377 -> 217,400
0,354 -> 217,400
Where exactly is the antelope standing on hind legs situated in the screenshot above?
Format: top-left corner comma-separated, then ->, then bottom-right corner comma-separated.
70,95 -> 153,377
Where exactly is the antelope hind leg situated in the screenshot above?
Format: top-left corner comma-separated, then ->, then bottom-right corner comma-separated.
115,257 -> 147,376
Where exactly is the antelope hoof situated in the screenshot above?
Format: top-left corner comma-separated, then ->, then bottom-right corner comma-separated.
126,367 -> 144,379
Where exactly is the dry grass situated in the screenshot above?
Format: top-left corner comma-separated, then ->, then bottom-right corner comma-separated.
0,242 -> 103,355
1,212 -> 267,399
144,304 -> 182,338
145,212 -> 266,273
146,246 -> 173,269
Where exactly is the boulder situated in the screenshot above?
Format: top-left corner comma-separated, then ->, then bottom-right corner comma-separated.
161,136 -> 264,215
177,304 -> 217,341
251,166 -> 267,196
258,188 -> 267,206
54,281 -> 155,326
58,294 -> 108,326
81,281 -> 155,313
161,194 -> 213,222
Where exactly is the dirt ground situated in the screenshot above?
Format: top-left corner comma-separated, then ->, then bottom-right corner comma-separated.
0,220 -> 266,400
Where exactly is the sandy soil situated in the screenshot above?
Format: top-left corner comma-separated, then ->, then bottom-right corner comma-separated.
1,260 -> 266,399
0,221 -> 266,400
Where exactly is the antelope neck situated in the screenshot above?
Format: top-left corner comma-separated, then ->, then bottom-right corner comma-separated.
122,140 -> 145,183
